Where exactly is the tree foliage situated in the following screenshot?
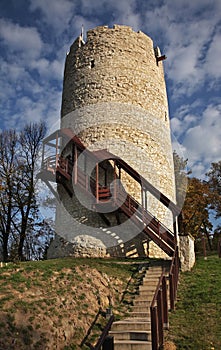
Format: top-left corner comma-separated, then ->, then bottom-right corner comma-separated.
206,161 -> 221,218
181,177 -> 213,244
0,130 -> 18,261
173,152 -> 215,249
0,122 -> 53,262
173,151 -> 189,209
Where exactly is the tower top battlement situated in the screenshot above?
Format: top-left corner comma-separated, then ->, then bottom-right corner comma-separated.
62,24 -> 167,119
71,24 -> 152,49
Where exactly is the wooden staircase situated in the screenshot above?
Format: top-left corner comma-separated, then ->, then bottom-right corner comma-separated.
110,265 -> 168,349
37,131 -> 181,349
37,130 -> 181,259
115,190 -> 175,257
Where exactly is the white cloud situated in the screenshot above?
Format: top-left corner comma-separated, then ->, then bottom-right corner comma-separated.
182,104 -> 221,176
29,0 -> 75,31
30,58 -> 64,81
0,0 -> 220,182
170,118 -> 182,135
205,30 -> 221,79
143,0 -> 220,99
79,0 -> 137,16
3,86 -> 61,131
0,19 -> 43,59
114,12 -> 141,31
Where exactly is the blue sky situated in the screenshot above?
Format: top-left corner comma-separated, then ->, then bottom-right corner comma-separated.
0,0 -> 221,179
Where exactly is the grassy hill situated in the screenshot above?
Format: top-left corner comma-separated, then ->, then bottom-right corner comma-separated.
0,257 -> 146,350
0,254 -> 220,350
165,253 -> 221,350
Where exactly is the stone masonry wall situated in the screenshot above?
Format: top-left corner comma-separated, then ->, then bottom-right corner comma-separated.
55,25 -> 177,258
61,25 -> 168,118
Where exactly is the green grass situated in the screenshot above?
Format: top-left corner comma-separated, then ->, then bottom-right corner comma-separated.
0,256 -> 148,349
166,254 -> 221,350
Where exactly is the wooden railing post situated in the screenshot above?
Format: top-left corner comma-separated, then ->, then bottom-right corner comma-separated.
173,214 -> 178,245
162,275 -> 169,329
169,247 -> 179,311
141,188 -> 145,224
151,306 -> 158,350
150,268 -> 174,350
114,160 -> 117,200
145,189 -> 147,210
169,271 -> 174,311
74,145 -> 78,184
157,289 -> 164,347
94,315 -> 114,350
96,163 -> 99,203
102,336 -> 114,350
119,166 -> 121,180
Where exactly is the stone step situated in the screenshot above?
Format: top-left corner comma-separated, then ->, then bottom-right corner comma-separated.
111,319 -> 151,332
131,306 -> 150,313
143,276 -> 161,281
137,293 -> 155,300
133,299 -> 152,306
141,278 -> 159,284
114,340 -> 152,350
138,291 -> 155,298
129,312 -> 150,318
109,330 -> 151,341
147,268 -> 163,272
141,282 -> 159,287
139,285 -> 158,291
145,273 -> 162,277
138,289 -> 156,295
145,269 -> 162,273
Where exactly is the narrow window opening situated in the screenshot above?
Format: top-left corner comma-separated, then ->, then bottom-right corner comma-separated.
90,59 -> 95,68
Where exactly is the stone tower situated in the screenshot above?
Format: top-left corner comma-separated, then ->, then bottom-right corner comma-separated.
48,25 -> 177,259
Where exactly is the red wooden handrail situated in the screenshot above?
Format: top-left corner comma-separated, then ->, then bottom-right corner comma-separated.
40,130 -> 180,216
150,250 -> 179,350
39,135 -> 179,258
115,189 -> 175,257
94,314 -> 114,350
169,246 -> 179,310
150,248 -> 179,349
150,271 -> 168,350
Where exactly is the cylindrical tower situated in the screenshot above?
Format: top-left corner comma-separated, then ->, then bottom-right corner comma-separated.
53,25 -> 176,259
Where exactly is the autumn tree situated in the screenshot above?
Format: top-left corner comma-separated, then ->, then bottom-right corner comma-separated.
0,122 -> 50,261
173,150 -> 191,234
206,161 -> 221,218
173,152 -> 215,250
182,177 -> 213,249
13,122 -> 46,260
173,150 -> 190,209
0,130 -> 18,261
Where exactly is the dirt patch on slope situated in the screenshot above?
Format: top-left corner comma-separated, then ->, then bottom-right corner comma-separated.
0,258 -> 141,349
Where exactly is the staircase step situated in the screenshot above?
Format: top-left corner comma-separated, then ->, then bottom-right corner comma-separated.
108,263 -> 171,350
143,275 -> 160,280
111,319 -> 151,331
133,298 -> 152,306
139,285 -> 157,291
142,278 -> 159,283
146,269 -> 162,273
130,312 -> 150,318
131,306 -> 150,313
109,330 -> 151,341
138,292 -> 156,298
143,275 -> 161,281
114,340 -> 152,350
